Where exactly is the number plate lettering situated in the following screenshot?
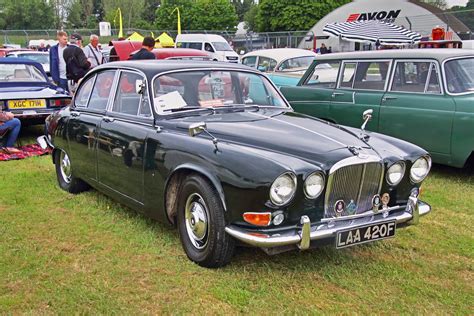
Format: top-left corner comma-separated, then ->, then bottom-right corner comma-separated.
336,221 -> 396,249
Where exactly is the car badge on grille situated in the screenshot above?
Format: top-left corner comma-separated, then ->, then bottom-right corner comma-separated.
347,200 -> 357,215
372,194 -> 381,213
381,193 -> 390,209
334,200 -> 345,216
348,146 -> 369,159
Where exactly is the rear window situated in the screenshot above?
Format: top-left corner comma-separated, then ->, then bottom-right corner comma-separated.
0,63 -> 46,82
445,57 -> 474,94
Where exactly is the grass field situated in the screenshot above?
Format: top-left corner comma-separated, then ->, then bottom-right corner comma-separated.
0,126 -> 473,314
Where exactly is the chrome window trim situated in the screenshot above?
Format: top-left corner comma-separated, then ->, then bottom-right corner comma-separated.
442,56 -> 474,96
105,70 -> 120,112
336,59 -> 393,92
109,69 -> 153,119
151,67 -> 292,116
388,59 -> 444,95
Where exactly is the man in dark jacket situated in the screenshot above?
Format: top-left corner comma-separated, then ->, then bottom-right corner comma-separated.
63,33 -> 91,93
130,37 -> 156,60
49,31 -> 69,92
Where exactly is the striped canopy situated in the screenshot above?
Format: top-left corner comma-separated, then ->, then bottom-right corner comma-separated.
323,20 -> 422,45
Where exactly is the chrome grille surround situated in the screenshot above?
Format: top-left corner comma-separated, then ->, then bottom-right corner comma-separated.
324,155 -> 384,218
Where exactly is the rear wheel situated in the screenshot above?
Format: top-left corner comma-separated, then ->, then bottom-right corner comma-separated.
177,174 -> 234,268
54,149 -> 89,194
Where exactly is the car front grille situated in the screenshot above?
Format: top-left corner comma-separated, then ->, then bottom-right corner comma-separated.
324,157 -> 383,218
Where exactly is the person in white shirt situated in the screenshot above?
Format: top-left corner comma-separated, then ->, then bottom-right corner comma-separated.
83,34 -> 104,68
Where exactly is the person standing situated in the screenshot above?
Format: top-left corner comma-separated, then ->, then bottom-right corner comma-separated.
130,37 -> 156,60
319,43 -> 328,54
63,33 -> 91,93
0,110 -> 21,154
49,31 -> 69,92
83,34 -> 104,68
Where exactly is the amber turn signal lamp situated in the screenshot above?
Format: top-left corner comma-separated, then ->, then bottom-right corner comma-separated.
243,212 -> 271,226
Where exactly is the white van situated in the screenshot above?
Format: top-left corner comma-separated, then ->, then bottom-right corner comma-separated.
175,34 -> 240,63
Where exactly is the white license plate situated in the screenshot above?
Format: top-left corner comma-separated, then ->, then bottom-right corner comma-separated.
336,221 -> 396,249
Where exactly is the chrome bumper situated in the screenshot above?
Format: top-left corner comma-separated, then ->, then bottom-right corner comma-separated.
37,135 -> 53,150
225,199 -> 430,250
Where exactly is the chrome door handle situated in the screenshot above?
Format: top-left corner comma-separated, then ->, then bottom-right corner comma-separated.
382,96 -> 397,102
71,111 -> 81,117
332,92 -> 344,98
102,116 -> 115,123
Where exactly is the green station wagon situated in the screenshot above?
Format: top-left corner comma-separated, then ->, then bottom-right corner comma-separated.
281,49 -> 474,168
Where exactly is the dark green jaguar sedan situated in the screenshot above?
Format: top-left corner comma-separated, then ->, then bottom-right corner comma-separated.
281,49 -> 474,168
39,60 -> 431,267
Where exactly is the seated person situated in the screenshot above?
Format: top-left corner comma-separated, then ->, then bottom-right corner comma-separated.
0,110 -> 21,154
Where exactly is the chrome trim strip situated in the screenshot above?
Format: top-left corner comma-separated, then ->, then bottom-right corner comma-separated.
329,155 -> 381,175
225,201 -> 431,248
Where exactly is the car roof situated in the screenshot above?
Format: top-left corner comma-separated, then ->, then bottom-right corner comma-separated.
243,48 -> 317,62
0,57 -> 45,68
9,51 -> 48,55
314,49 -> 473,62
95,59 -> 256,76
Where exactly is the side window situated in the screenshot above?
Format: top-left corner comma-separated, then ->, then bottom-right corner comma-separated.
303,61 -> 341,88
189,42 -> 202,50
352,61 -> 389,91
204,43 -> 214,52
257,57 -> 277,72
74,75 -> 95,107
340,62 -> 356,88
88,70 -> 116,110
391,61 -> 440,93
112,71 -> 151,117
425,65 -> 441,94
242,56 -> 257,68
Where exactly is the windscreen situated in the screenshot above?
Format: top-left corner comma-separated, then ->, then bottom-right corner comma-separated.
278,56 -> 315,72
445,57 -> 474,94
212,42 -> 233,51
0,63 -> 46,82
153,70 -> 287,114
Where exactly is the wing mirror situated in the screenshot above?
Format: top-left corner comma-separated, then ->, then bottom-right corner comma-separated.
188,122 -> 207,137
135,79 -> 145,94
361,109 -> 373,131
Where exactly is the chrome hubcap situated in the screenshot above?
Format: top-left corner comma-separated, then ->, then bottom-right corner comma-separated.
60,151 -> 72,183
184,193 -> 209,249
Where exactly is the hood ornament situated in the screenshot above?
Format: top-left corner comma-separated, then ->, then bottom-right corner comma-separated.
359,109 -> 373,141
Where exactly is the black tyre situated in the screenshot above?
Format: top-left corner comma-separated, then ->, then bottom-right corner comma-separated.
54,149 -> 89,194
177,174 -> 235,268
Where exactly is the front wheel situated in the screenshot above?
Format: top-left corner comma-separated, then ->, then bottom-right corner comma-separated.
54,149 -> 89,194
177,174 -> 235,268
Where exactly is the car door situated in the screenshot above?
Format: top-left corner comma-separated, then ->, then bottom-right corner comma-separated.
96,70 -> 153,205
67,70 -> 116,183
329,60 -> 390,130
281,60 -> 341,121
379,59 -> 455,157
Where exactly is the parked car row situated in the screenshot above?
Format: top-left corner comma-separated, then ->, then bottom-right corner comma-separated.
38,60 -> 432,267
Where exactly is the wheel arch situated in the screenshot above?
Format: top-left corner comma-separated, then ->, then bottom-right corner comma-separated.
164,164 -> 227,225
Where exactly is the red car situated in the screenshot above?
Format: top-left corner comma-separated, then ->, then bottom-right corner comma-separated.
108,41 -> 211,61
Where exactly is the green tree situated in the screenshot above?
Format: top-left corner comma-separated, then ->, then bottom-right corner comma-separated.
255,0 -> 350,32
420,0 -> 448,10
103,0 -> 146,29
231,0 -> 255,21
243,4 -> 258,31
449,0 -> 474,33
2,0 -> 56,29
155,0 -> 238,31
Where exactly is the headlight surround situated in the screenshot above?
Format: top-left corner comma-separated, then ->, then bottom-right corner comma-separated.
304,172 -> 325,199
270,172 -> 297,206
386,161 -> 406,186
410,156 -> 431,183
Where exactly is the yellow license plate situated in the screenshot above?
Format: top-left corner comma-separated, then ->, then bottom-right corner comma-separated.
8,99 -> 46,109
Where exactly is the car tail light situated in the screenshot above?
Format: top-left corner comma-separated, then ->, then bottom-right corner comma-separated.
243,212 -> 272,226
52,98 -> 71,107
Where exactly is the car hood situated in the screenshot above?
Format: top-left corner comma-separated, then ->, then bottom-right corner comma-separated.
0,84 -> 66,99
168,108 -> 379,168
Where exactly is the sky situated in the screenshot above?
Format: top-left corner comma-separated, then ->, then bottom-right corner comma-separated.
446,0 -> 469,7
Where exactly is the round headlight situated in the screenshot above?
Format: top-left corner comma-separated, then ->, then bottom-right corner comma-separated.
386,162 -> 406,186
410,156 -> 431,183
304,172 -> 325,199
270,172 -> 297,206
